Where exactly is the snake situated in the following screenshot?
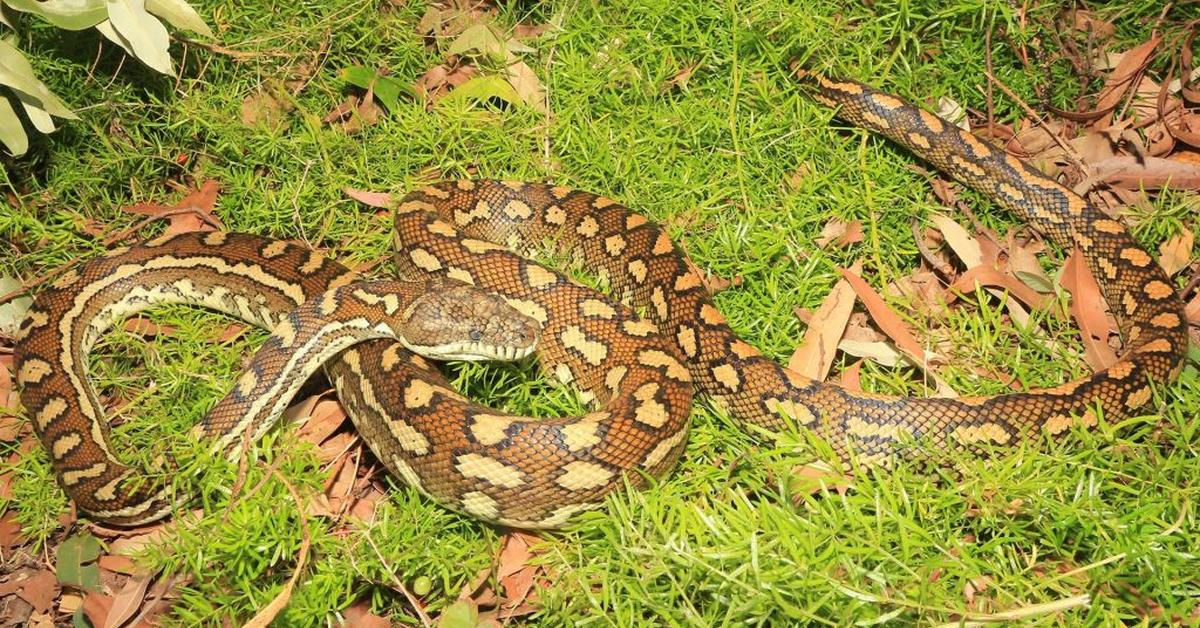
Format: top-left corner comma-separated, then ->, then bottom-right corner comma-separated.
12,69 -> 1187,529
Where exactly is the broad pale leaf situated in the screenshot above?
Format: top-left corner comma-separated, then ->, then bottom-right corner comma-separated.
447,23 -> 506,59
145,0 -> 212,37
445,75 -> 522,108
4,0 -> 106,30
0,275 -> 32,334
788,265 -> 858,380
0,40 -> 76,117
95,20 -> 138,62
57,533 -> 103,592
16,92 -> 56,133
106,0 -> 174,76
340,66 -> 405,112
504,60 -> 546,113
0,96 -> 28,155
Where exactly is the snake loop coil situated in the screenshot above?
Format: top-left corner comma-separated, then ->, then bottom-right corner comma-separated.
13,71 -> 1187,528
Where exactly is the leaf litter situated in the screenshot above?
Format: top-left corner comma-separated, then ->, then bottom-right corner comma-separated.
785,16 -> 1198,422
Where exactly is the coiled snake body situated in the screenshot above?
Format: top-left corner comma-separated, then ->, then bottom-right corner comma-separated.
13,71 -> 1188,528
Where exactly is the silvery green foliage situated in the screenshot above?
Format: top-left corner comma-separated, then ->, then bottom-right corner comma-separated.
0,0 -> 212,155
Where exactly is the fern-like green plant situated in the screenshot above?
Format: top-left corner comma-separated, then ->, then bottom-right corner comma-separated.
0,0 -> 212,156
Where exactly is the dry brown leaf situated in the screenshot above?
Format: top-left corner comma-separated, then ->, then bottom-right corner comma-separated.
1186,293 -> 1200,323
789,461 -> 851,499
317,432 -> 356,464
1061,249 -> 1118,369
514,21 -> 555,40
240,89 -> 293,128
104,574 -> 153,628
886,269 -> 948,316
1006,234 -> 1054,294
814,218 -> 863,249
211,323 -> 247,344
343,188 -> 395,209
1093,36 -> 1161,126
82,592 -> 114,626
97,555 -> 140,576
946,265 -> 1050,312
497,531 -> 541,608
1089,156 -> 1200,189
784,162 -> 812,190
505,60 -> 547,113
413,63 -> 480,106
788,262 -> 859,380
296,398 -> 349,446
0,416 -> 22,442
837,269 -> 929,364
963,576 -> 992,608
343,600 -> 391,628
0,511 -> 25,548
931,214 -> 985,267
685,258 -> 741,294
348,486 -> 385,522
1071,10 -> 1115,40
1007,121 -> 1067,157
322,456 -> 356,514
1172,150 -> 1200,166
17,570 -> 59,613
839,359 -> 863,391
838,269 -> 957,396
662,64 -> 697,92
122,318 -> 177,338
1072,131 -> 1116,164
323,93 -> 383,133
121,180 -> 224,237
1159,228 -> 1194,276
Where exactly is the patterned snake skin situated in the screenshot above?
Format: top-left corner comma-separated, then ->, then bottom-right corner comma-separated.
12,70 -> 1187,528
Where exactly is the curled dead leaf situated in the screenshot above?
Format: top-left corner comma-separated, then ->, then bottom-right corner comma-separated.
814,218 -> 863,249
121,180 -> 224,237
789,262 -> 860,380
789,461 -> 852,500
343,188 -> 395,209
1061,249 -> 1118,369
1158,227 -> 1193,277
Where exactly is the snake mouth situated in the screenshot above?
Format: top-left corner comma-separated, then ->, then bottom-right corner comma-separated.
404,341 -> 537,363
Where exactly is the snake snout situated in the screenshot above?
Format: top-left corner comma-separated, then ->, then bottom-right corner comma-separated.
403,283 -> 540,362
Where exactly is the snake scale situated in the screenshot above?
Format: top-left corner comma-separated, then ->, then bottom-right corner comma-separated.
12,70 -> 1187,528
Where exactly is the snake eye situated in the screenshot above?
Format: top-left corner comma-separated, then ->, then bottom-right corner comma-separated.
469,329 -> 483,341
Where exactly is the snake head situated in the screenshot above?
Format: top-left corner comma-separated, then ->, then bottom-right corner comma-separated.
400,281 -> 540,362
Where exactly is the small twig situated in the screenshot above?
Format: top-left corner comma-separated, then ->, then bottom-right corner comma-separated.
984,25 -> 995,134
244,467 -> 312,628
363,530 -> 434,627
911,218 -> 955,278
292,161 -> 314,248
104,53 -> 127,91
931,594 -> 1091,627
171,36 -> 294,61
101,207 -> 224,246
984,69 -> 1088,173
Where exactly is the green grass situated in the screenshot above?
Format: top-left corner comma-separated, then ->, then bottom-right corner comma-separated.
2,0 -> 1199,624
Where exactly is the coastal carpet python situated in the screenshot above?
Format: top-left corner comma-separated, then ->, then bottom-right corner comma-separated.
13,70 -> 1188,528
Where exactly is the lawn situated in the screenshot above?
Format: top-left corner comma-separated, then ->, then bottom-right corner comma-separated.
1,0 -> 1198,625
